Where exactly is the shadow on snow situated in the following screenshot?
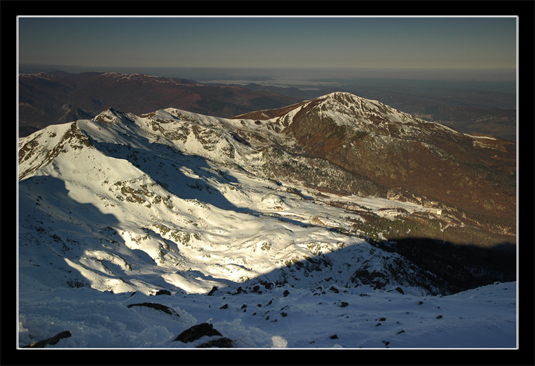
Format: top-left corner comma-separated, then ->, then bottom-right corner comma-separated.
18,175 -> 516,297
236,237 -> 516,296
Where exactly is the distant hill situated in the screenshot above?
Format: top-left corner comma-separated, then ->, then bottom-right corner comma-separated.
18,71 -> 302,137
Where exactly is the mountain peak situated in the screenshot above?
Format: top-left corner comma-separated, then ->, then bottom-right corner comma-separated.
231,91 -> 396,125
307,91 -> 417,126
322,91 -> 366,101
93,107 -> 135,125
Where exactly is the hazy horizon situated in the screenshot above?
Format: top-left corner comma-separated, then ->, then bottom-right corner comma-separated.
18,16 -> 517,85
18,64 -> 517,101
19,63 -> 516,81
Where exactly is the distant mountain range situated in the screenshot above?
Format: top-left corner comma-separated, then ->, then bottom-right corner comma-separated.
18,71 -> 516,142
18,71 -> 301,137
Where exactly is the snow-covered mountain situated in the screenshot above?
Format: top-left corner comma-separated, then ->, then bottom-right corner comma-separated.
17,92 -> 516,349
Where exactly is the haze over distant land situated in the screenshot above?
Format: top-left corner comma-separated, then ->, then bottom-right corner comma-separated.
18,65 -> 516,85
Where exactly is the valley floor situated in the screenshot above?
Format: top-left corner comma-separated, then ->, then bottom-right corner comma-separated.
18,281 -> 517,349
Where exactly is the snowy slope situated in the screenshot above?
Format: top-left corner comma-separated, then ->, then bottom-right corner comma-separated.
18,114 -> 432,295
18,281 -> 516,349
17,93 -> 517,349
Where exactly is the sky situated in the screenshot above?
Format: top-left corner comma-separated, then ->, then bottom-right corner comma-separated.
18,16 -> 517,81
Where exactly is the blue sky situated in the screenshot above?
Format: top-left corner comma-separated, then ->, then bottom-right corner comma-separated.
18,16 -> 517,78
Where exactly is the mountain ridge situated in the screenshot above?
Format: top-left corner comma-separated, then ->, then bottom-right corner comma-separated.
18,71 -> 302,137
19,91 -> 516,247
233,92 -> 516,242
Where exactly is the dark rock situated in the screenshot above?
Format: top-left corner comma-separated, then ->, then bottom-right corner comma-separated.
283,290 -> 290,297
174,323 -> 223,343
207,286 -> 218,296
330,334 -> 338,339
22,331 -> 71,348
155,289 -> 171,296
436,315 -> 443,319
233,286 -> 247,295
395,287 -> 405,295
127,302 -> 178,316
329,286 -> 340,293
219,304 -> 228,309
197,337 -> 234,348
340,301 -> 349,307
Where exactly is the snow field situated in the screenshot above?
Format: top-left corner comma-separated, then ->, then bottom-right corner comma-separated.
18,281 -> 516,348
